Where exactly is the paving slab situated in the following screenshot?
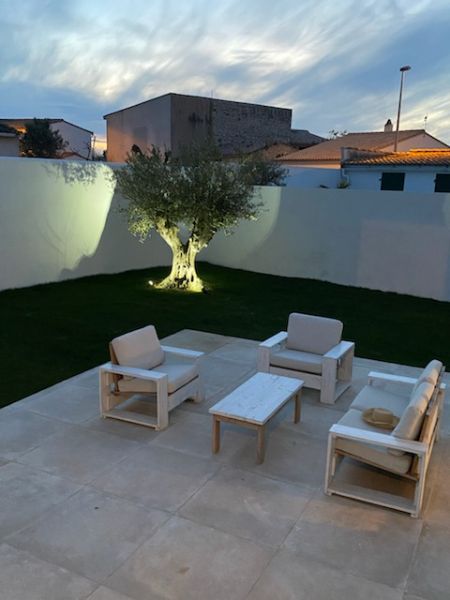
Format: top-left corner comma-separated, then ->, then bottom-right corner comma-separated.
8,486 -> 168,582
0,462 -> 80,539
180,466 -> 313,546
23,383 -> 100,424
284,492 -> 422,589
106,516 -> 273,600
87,588 -> 137,600
0,543 -> 96,600
92,444 -> 219,512
246,549 -> 403,600
18,425 -> 141,484
406,522 -> 450,600
161,329 -> 232,353
0,409 -> 72,460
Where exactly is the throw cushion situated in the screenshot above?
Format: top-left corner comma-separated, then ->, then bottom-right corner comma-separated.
413,359 -> 442,392
392,381 -> 434,441
111,325 -> 164,370
286,313 -> 343,355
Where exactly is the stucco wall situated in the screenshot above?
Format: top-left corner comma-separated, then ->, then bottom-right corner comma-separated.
347,168 -> 450,192
287,167 -> 340,188
52,122 -> 92,159
1,157 -> 450,302
0,136 -> 19,157
105,95 -> 172,162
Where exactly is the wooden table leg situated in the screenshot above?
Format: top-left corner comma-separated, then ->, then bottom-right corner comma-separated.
294,390 -> 302,423
212,417 -> 221,454
256,425 -> 266,464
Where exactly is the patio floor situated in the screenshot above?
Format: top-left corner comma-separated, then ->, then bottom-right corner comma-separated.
1,329 -> 449,600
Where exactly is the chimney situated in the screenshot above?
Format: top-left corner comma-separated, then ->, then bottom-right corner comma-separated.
384,119 -> 393,132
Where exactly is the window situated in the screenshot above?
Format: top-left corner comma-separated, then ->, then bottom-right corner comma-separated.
380,172 -> 405,191
434,173 -> 450,193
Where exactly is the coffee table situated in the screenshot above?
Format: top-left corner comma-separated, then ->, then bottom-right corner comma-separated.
209,372 -> 303,464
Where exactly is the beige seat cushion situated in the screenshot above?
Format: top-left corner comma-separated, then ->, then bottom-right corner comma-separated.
335,409 -> 412,474
350,386 -> 409,417
117,354 -> 198,395
392,381 -> 434,440
112,325 -> 164,370
270,347 -> 323,374
286,313 -> 342,355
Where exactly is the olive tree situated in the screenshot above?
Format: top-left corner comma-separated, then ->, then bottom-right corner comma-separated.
115,144 -> 279,292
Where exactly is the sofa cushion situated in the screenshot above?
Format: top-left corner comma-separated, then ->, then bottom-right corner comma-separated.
335,409 -> 412,474
270,347 -> 323,374
350,385 -> 409,416
286,313 -> 343,355
112,325 -> 164,370
413,359 -> 442,392
117,355 -> 198,394
392,381 -> 434,441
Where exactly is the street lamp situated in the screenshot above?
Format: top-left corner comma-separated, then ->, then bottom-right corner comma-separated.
394,65 -> 411,151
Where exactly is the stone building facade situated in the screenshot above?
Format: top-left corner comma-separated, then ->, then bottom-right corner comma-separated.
104,93 -> 321,162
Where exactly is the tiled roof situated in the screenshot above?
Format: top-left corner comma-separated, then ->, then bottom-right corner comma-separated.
279,130 -> 429,161
343,149 -> 450,167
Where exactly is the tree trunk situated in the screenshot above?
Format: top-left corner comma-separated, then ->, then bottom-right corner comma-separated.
156,238 -> 203,291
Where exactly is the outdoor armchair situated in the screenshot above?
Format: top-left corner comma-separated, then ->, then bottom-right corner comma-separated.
257,313 -> 354,404
99,325 -> 204,430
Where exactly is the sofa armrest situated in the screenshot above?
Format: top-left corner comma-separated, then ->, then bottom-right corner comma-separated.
259,331 -> 287,349
161,345 -> 204,359
329,424 -> 428,456
324,340 -> 354,361
368,371 -> 417,387
99,362 -> 167,381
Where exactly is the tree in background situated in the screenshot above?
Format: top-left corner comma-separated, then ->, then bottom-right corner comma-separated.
240,151 -> 288,186
115,144 -> 284,291
20,119 -> 66,158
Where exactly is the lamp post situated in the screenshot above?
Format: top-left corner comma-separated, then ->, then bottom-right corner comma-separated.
394,65 -> 411,151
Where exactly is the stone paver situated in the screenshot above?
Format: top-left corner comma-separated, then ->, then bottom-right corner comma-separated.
106,516 -> 273,600
180,466 -> 313,546
1,329 -> 449,600
8,486 -> 169,582
0,543 -> 96,600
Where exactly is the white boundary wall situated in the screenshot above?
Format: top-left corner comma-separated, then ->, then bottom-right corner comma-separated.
1,157 -> 450,301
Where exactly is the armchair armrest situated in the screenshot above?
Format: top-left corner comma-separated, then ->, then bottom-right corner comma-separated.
368,371 -> 417,386
324,340 -> 354,361
259,331 -> 287,349
99,362 -> 167,381
161,345 -> 204,359
329,424 -> 427,456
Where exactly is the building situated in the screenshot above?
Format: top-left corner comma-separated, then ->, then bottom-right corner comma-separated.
0,124 -> 20,157
103,92 -> 323,162
342,148 -> 450,192
0,119 -> 93,159
279,121 -> 449,168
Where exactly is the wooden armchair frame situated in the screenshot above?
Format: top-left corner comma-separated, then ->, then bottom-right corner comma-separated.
257,331 -> 354,404
99,345 -> 204,430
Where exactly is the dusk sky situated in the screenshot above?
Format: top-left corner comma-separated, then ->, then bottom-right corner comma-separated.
2,0 -> 450,151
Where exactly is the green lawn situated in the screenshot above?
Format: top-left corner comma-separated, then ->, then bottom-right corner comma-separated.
1,262 -> 449,408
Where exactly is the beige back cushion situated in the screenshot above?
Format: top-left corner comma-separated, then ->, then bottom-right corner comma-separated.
392,381 -> 434,441
111,325 -> 164,370
413,359 -> 442,392
286,313 -> 343,355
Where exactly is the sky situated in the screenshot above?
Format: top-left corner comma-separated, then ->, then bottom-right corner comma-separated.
2,0 -> 450,152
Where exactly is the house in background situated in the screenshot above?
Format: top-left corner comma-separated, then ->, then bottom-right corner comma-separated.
0,124 -> 20,157
0,119 -> 93,159
342,148 -> 450,192
103,92 -> 323,162
278,121 -> 449,168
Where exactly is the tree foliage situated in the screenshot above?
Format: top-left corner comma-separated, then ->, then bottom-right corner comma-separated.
115,143 -> 275,290
240,152 -> 288,186
20,119 -> 66,158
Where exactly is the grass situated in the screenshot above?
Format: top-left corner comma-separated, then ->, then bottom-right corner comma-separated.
1,262 -> 449,408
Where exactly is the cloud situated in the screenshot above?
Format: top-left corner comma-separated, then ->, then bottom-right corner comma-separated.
0,0 -> 449,142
